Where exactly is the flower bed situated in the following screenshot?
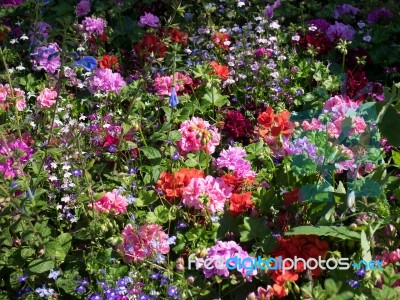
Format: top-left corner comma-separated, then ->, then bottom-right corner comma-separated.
1,0 -> 400,299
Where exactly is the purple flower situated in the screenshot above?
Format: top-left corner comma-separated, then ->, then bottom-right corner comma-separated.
355,267 -> 366,278
0,0 -> 25,6
17,275 -> 29,282
138,12 -> 160,28
73,56 -> 97,72
171,152 -> 180,161
348,279 -> 360,288
263,0 -> 280,19
216,146 -> 256,179
287,136 -> 324,164
29,21 -> 52,45
367,7 -> 393,24
307,19 -> 331,31
48,269 -> 61,280
333,4 -> 359,19
82,17 -> 106,35
76,285 -> 86,293
326,22 -> 355,42
71,169 -> 82,177
35,286 -> 54,298
167,286 -> 179,297
31,43 -> 61,74
76,0 -> 90,17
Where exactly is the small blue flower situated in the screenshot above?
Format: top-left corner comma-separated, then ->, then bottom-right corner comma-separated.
171,152 -> 180,161
73,56 -> 97,72
17,275 -> 29,282
108,145 -> 117,153
347,279 -> 360,288
76,285 -> 86,293
355,267 -> 366,278
71,169 -> 82,177
48,269 -> 61,280
169,88 -> 179,108
168,285 -> 179,297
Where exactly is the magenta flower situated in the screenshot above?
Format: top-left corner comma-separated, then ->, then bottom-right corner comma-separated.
216,147 -> 256,179
31,43 -> 61,74
81,17 -> 106,35
0,0 -> 25,7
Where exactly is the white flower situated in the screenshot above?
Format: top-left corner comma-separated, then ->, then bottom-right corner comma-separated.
77,45 -> 85,52
30,122 -> 36,128
270,21 -> 280,29
10,39 -> 18,44
237,1 -> 245,7
49,175 -> 58,182
308,26 -> 317,32
292,34 -> 300,41
357,22 -> 365,29
279,187 -> 288,195
20,34 -> 29,40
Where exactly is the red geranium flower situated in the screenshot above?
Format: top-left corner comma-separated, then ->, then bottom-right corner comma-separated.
98,55 -> 119,70
258,107 -> 294,138
210,61 -> 229,80
134,33 -> 167,59
167,28 -> 188,45
229,192 -> 254,216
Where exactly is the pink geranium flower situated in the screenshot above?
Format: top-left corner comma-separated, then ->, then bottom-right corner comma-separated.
37,88 -> 57,109
88,189 -> 128,214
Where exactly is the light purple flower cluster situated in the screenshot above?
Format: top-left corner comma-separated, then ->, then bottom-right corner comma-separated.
333,4 -> 359,19
31,42 -> 61,74
216,146 -> 256,179
29,21 -> 52,45
76,0 -> 91,18
287,136 -> 324,164
367,7 -> 393,24
202,241 -> 257,280
326,22 -> 356,42
82,17 -> 106,35
138,12 -> 160,28
307,19 -> 331,31
264,0 -> 281,19
86,68 -> 126,94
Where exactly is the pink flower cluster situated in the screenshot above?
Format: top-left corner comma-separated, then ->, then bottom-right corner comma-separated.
202,241 -> 257,280
216,146 -> 256,179
0,137 -> 34,179
81,17 -> 106,35
37,88 -> 57,109
118,223 -> 170,263
0,83 -> 26,111
302,95 -> 366,139
31,43 -> 61,74
86,68 -> 126,94
88,189 -> 128,215
177,117 -> 220,155
138,12 -> 160,28
182,176 -> 232,214
154,72 -> 192,97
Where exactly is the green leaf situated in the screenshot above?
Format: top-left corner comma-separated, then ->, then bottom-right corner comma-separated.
378,105 -> 400,146
239,217 -> 270,242
285,226 -> 361,240
392,150 -> 400,166
45,241 -> 66,261
28,259 -> 55,274
140,147 -> 162,160
361,230 -> 372,262
56,233 -> 72,254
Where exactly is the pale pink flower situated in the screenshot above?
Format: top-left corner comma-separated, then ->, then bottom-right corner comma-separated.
182,176 -> 232,214
37,88 -> 57,109
88,189 -> 128,214
118,223 -> 170,263
154,72 -> 192,97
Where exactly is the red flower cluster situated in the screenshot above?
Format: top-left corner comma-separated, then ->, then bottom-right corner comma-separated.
229,192 -> 254,216
283,187 -> 300,206
156,168 -> 204,202
298,30 -> 332,55
166,28 -> 188,45
258,107 -> 294,138
98,55 -> 119,70
269,235 -> 329,298
221,173 -> 255,193
134,33 -> 167,59
344,69 -> 369,102
211,32 -> 230,50
210,61 -> 229,80
223,110 -> 252,140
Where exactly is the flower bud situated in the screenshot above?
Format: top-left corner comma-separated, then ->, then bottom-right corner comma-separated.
187,276 -> 195,284
176,264 -> 184,271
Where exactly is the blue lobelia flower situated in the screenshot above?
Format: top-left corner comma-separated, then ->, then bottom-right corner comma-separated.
169,88 -> 179,108
73,56 -> 97,71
